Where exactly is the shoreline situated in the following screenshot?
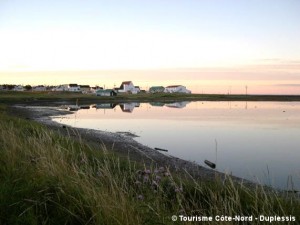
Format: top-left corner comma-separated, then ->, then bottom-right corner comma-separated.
2,92 -> 300,107
11,104 -> 260,188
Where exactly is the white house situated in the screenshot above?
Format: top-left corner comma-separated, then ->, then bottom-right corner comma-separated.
164,85 -> 191,94
68,84 -> 81,92
52,84 -> 80,92
12,85 -> 25,91
52,85 -> 68,91
134,86 -> 141,94
116,81 -> 140,94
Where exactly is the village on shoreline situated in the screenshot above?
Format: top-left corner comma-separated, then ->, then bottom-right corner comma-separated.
0,81 -> 191,96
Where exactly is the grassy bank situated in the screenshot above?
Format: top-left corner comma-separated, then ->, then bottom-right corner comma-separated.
0,104 -> 299,224
1,91 -> 300,105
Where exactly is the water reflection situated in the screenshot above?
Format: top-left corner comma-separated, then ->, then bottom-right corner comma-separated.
92,103 -> 117,109
64,102 -> 184,112
54,101 -> 300,190
165,101 -> 190,108
119,102 -> 140,113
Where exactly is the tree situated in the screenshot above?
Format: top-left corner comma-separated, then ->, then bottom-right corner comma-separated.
24,85 -> 32,91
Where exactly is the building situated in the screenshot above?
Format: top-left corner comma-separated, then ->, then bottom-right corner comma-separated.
149,86 -> 165,93
32,85 -> 47,91
12,85 -> 25,91
164,85 -> 191,94
96,89 -> 117,96
52,84 -> 68,91
68,84 -> 80,92
53,85 -> 66,91
117,81 -> 140,94
134,86 -> 141,94
52,84 -> 80,92
90,86 -> 103,93
80,85 -> 90,93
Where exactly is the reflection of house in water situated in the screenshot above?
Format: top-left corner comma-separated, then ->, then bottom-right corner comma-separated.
68,106 -> 79,111
92,103 -> 117,109
149,102 -> 165,107
79,105 -> 90,109
119,102 -> 140,113
66,104 -> 90,111
165,101 -> 190,108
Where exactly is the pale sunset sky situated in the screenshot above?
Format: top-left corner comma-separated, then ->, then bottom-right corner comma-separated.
0,0 -> 300,94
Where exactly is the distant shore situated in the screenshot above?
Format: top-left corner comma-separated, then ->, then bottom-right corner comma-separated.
1,91 -> 300,106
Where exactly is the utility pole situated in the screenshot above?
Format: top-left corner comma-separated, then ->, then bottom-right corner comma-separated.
245,85 -> 248,96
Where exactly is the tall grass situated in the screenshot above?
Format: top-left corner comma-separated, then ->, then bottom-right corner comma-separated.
0,108 -> 299,224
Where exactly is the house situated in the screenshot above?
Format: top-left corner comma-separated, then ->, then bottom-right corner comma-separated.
90,86 -> 103,93
149,86 -> 165,93
117,81 -> 140,94
52,84 -> 80,92
51,85 -> 68,91
96,89 -> 117,96
32,85 -> 47,91
52,84 -> 68,91
68,84 -> 80,92
80,85 -> 90,93
134,86 -> 141,94
164,85 -> 191,94
12,85 -> 25,91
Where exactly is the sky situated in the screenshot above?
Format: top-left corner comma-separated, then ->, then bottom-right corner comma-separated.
0,0 -> 300,94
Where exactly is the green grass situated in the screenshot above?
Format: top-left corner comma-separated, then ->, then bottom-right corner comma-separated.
0,105 -> 299,224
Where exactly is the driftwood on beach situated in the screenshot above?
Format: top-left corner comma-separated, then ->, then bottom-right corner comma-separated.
154,147 -> 168,152
204,160 -> 216,169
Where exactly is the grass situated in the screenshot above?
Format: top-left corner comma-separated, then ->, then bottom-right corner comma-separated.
0,104 -> 299,224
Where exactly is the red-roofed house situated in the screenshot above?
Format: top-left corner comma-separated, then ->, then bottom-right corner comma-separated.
117,81 -> 140,94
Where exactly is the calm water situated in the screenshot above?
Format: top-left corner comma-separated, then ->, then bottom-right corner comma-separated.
52,101 -> 300,190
